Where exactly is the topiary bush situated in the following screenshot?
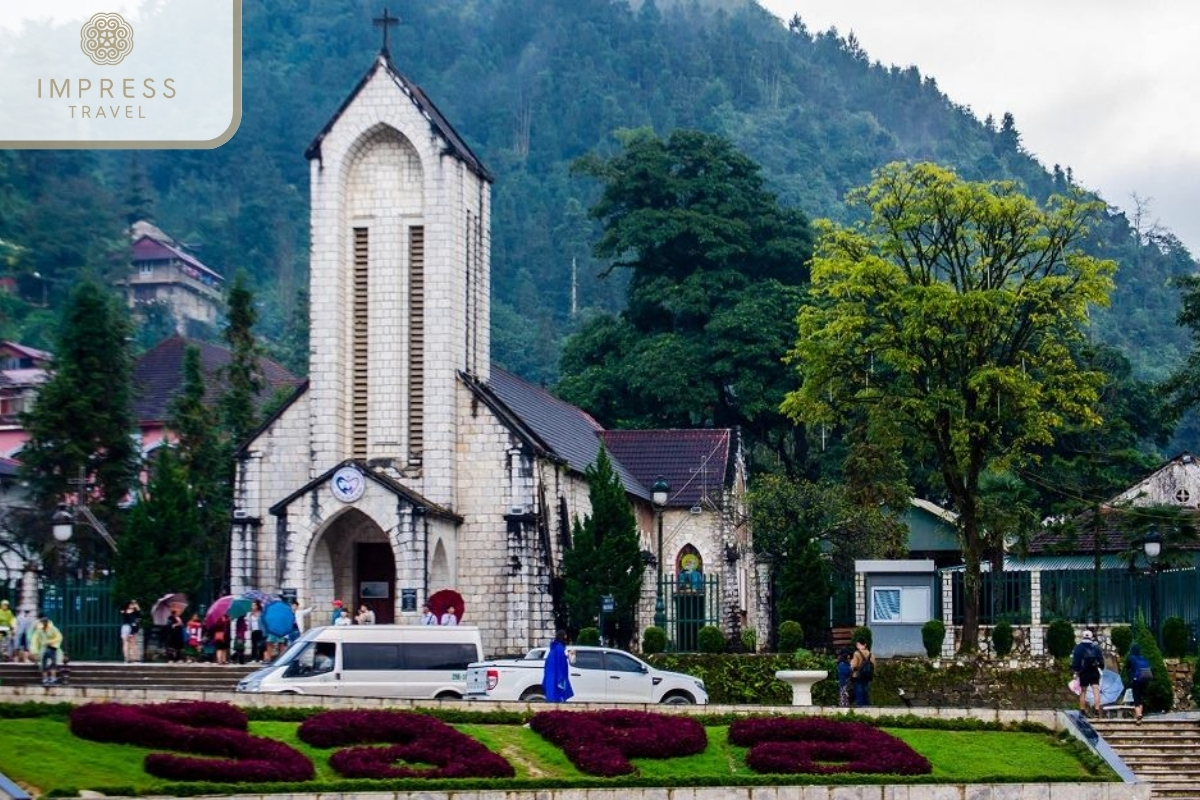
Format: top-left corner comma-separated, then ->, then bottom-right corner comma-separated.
641,626 -> 667,655
740,627 -> 758,653
1161,616 -> 1189,658
991,621 -> 1014,658
1133,621 -> 1174,713
1045,619 -> 1075,658
577,627 -> 600,646
1192,658 -> 1200,710
921,619 -> 945,658
1110,625 -> 1133,658
777,620 -> 804,653
852,625 -> 872,650
697,625 -> 725,654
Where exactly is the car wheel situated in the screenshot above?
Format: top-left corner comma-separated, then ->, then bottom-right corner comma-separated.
520,689 -> 547,703
660,693 -> 694,705
436,691 -> 462,700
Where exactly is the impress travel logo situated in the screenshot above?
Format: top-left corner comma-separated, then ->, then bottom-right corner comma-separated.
0,1 -> 242,148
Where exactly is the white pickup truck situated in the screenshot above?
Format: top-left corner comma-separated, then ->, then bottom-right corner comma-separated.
465,645 -> 708,704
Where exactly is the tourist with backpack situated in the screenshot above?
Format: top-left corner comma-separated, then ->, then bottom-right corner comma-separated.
1125,642 -> 1153,724
1071,629 -> 1104,717
850,637 -> 875,707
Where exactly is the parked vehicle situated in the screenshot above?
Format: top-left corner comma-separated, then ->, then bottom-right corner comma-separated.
465,645 -> 708,704
235,624 -> 482,699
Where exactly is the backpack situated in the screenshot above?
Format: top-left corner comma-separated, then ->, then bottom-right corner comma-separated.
857,654 -> 874,682
1131,655 -> 1152,683
1080,643 -> 1101,671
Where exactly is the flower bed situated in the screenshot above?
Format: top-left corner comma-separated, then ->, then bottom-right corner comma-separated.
69,701 -> 314,782
729,716 -> 931,776
298,709 -> 515,779
530,709 -> 708,777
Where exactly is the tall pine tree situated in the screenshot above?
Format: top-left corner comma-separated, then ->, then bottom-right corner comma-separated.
562,448 -> 645,646
219,271 -> 265,447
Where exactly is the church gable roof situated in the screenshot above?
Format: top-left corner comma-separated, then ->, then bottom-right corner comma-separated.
268,458 -> 460,523
132,335 -> 304,423
475,367 -> 648,501
305,54 -> 491,182
600,429 -> 734,510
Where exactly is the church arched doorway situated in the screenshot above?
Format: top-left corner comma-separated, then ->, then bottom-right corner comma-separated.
309,508 -> 396,624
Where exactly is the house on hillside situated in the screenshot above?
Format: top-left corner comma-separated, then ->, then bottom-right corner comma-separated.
117,221 -> 225,336
0,342 -> 51,458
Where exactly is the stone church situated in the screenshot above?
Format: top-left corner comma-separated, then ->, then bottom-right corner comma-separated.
228,40 -> 761,655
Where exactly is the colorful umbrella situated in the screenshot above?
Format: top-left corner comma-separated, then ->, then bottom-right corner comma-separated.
262,600 -> 295,637
151,593 -> 188,626
226,596 -> 254,620
427,589 -> 465,623
241,589 -> 279,606
204,595 -> 235,629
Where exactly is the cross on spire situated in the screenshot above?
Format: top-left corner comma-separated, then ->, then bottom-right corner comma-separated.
373,7 -> 400,57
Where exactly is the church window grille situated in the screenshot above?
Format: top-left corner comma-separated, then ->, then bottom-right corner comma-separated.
352,227 -> 370,458
408,226 -> 425,466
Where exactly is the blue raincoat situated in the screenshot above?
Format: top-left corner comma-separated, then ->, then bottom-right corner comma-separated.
541,640 -> 574,702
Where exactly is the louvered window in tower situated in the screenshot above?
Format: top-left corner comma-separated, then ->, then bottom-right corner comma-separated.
352,227 -> 369,459
408,226 -> 425,466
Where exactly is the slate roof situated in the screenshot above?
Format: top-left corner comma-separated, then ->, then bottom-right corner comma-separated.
1028,505 -> 1200,554
131,235 -> 223,282
132,336 -> 303,423
305,54 -> 491,182
601,429 -> 733,510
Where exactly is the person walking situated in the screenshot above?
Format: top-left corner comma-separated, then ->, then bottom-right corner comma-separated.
541,630 -> 574,702
1125,642 -> 1153,724
849,637 -> 875,707
120,599 -> 141,663
14,608 -> 35,663
836,647 -> 853,708
247,601 -> 265,662
30,617 -> 64,686
0,600 -> 15,660
1071,629 -> 1104,718
165,607 -> 186,662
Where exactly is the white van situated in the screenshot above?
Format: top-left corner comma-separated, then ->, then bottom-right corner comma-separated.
235,624 -> 483,699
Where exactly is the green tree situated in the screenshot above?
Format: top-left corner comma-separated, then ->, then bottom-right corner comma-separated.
168,345 -> 233,599
219,271 -> 265,447
562,447 -> 645,647
783,162 -> 1116,651
113,447 -> 206,610
19,280 -> 139,564
559,128 -> 814,474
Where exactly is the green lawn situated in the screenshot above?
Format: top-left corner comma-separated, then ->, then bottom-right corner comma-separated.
0,716 -> 1107,798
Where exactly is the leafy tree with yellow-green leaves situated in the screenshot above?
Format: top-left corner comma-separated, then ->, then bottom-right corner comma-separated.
782,162 -> 1116,651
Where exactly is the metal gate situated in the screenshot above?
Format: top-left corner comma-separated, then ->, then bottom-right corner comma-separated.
40,576 -> 120,662
658,573 -> 721,652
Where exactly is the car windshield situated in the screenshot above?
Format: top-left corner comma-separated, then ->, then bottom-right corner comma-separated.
272,629 -> 318,665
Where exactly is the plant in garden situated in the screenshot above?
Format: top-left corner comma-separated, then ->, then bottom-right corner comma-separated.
642,625 -> 667,655
1045,619 -> 1075,658
1132,621 -> 1174,713
577,626 -> 600,645
777,620 -> 804,653
921,619 -> 945,658
992,621 -> 1014,658
728,716 -> 931,776
530,709 -> 706,776
70,701 -> 312,783
697,625 -> 725,653
1161,616 -> 1189,658
741,627 -> 758,653
1110,625 -> 1133,657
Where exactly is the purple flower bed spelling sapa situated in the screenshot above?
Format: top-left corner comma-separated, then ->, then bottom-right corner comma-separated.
297,709 -> 515,779
529,709 -> 708,777
69,701 -> 314,783
728,716 -> 931,776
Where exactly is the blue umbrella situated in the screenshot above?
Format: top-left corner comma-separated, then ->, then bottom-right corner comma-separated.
262,600 -> 296,638
1085,669 -> 1125,706
241,589 -> 278,606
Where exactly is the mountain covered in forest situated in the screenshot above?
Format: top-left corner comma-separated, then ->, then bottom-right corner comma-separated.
0,0 -> 1194,384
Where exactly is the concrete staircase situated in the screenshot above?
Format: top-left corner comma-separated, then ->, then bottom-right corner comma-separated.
0,660 -> 258,692
1092,716 -> 1200,799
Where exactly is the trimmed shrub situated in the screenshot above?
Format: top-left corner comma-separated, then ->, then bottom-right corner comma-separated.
531,709 -> 706,776
1045,619 -> 1075,658
1192,658 -> 1200,709
642,625 -> 667,655
921,619 -> 945,658
577,626 -> 600,646
740,627 -> 758,653
777,620 -> 804,653
991,621 -> 1014,658
1133,621 -> 1174,713
729,716 -> 931,776
852,625 -> 873,650
697,625 -> 725,654
1110,625 -> 1133,657
1161,616 -> 1189,658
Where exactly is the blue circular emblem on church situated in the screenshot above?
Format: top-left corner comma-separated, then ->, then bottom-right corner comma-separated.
330,466 -> 366,503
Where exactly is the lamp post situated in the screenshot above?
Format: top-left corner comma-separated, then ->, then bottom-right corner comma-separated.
1142,527 -> 1163,645
652,476 -> 669,630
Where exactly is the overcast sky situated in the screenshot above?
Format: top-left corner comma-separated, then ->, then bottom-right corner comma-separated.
758,0 -> 1200,257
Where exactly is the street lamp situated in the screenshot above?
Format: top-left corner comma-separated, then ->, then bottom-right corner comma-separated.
1142,527 -> 1163,644
652,476 -> 669,630
50,502 -> 119,552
